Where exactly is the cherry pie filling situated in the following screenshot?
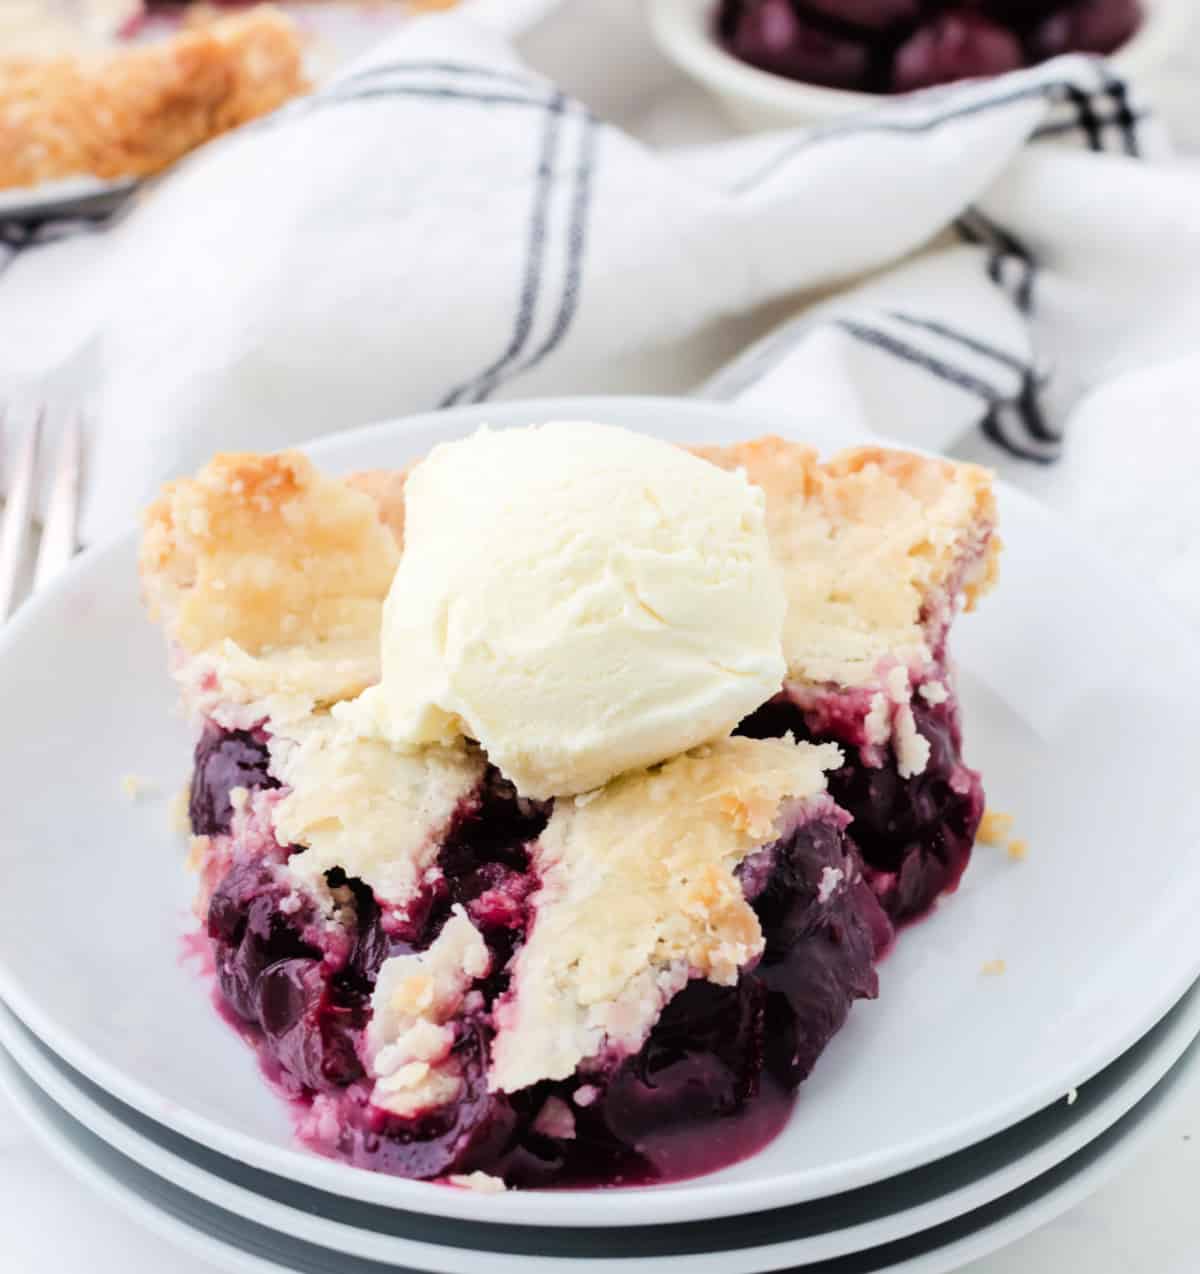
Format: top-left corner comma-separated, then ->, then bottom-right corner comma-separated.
193,727 -> 891,1186
738,672 -> 983,925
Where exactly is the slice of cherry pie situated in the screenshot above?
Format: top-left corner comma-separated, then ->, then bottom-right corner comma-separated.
141,434 -> 997,1189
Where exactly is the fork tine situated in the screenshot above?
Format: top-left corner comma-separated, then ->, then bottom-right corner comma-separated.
33,411 -> 82,594
0,408 -> 42,623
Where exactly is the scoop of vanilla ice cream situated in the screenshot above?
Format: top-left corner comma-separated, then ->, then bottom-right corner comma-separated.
339,421 -> 786,798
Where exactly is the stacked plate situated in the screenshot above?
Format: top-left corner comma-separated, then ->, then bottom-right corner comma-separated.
2,397 -> 1199,1274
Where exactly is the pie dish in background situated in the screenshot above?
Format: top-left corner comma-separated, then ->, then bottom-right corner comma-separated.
0,6 -> 308,192
139,422 -> 998,1190
0,0 -> 560,201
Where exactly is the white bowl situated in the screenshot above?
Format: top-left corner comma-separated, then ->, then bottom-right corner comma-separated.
649,0 -> 1194,131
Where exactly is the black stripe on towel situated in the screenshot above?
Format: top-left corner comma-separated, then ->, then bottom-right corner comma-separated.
886,312 -> 1030,375
334,60 -> 541,92
837,319 -> 1059,463
836,320 -> 1005,402
438,93 -> 568,407
955,210 -> 1036,315
1099,70 -> 1141,157
1031,108 -> 1147,143
981,401 -> 1059,464
1064,84 -> 1105,151
885,313 -> 1059,446
309,83 -> 555,113
468,115 -> 600,402
733,76 -> 1117,194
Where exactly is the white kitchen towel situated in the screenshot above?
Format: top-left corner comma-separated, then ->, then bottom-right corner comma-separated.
0,9 -> 1195,563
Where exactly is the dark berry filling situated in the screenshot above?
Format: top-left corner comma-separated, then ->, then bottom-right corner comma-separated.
196,724 -> 889,1187
208,862 -> 378,1094
1028,0 -> 1142,59
716,0 -> 1142,94
339,811 -> 887,1188
738,684 -> 984,924
892,10 -> 1023,93
722,0 -> 876,90
753,816 -> 890,1083
332,1021 -> 521,1181
189,722 -> 278,836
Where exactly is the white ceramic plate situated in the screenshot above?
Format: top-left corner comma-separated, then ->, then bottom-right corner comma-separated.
1,396 -> 1198,1229
3,976 -> 1199,1274
0,176 -> 136,222
3,1015 -> 1198,1274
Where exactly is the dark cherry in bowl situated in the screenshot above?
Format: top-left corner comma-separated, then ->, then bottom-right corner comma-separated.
716,0 -> 1143,94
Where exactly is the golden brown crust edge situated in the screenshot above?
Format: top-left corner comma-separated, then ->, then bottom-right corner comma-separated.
140,438 -> 997,668
0,8 -> 308,190
344,468 -> 410,548
694,435 -> 1000,612
140,451 -> 399,656
827,444 -> 1000,612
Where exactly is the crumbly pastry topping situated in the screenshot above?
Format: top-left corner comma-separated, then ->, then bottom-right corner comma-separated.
977,809 -> 1016,845
488,736 -> 842,1093
344,469 -> 410,548
272,716 -> 484,914
448,1171 -> 508,1195
817,865 -> 845,904
366,907 -> 490,1117
119,772 -> 154,801
183,638 -> 384,728
142,451 -> 399,654
0,8 -> 308,191
140,440 -> 997,718
694,438 -> 999,689
141,450 -> 400,711
919,679 -> 949,706
168,784 -> 191,836
532,1096 -> 577,1140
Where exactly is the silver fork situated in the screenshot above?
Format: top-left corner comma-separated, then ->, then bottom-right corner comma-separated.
0,408 -> 84,623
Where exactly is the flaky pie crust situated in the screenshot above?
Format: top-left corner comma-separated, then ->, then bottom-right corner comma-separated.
489,735 -> 843,1092
142,436 -> 997,700
0,8 -> 308,190
141,450 -> 399,657
696,438 -> 999,687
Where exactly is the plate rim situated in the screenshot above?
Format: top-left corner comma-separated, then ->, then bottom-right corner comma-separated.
2,393 -> 1199,1227
2,975 -> 1200,1272
2,1002 -> 1198,1274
